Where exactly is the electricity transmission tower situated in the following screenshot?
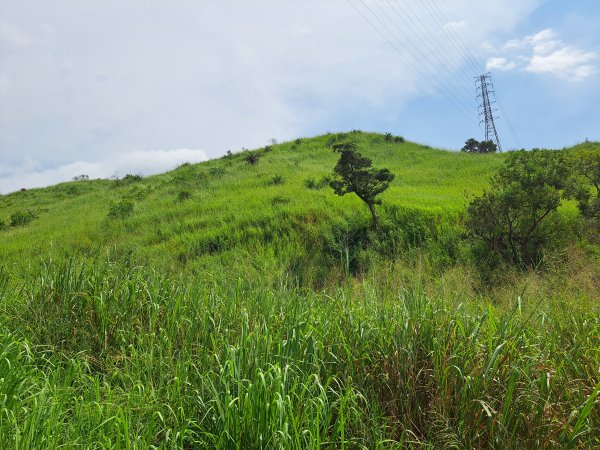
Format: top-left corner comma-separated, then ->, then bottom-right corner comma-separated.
476,73 -> 502,152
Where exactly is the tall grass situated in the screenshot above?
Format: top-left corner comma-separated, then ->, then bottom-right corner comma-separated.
1,258 -> 598,448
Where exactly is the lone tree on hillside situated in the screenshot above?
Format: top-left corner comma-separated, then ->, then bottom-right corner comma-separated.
461,138 -> 498,153
329,141 -> 395,228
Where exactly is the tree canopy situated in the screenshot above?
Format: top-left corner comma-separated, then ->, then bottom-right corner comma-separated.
329,141 -> 395,228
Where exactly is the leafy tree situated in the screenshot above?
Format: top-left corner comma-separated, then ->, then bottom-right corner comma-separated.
477,140 -> 498,153
466,150 -> 568,267
461,138 -> 479,153
329,141 -> 395,228
461,138 -> 498,153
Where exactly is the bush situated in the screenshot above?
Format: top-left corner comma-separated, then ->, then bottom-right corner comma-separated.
269,175 -> 285,186
244,153 -> 260,165
177,190 -> 191,202
304,176 -> 330,190
108,200 -> 134,219
466,150 -> 569,267
10,210 -> 37,227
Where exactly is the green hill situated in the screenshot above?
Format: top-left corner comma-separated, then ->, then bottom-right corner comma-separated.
1,132 -> 506,275
1,133 -> 599,449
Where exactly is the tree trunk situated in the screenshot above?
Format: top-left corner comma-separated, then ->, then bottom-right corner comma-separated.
367,202 -> 379,228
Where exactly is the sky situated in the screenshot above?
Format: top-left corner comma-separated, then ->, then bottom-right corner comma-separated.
1,0 -> 599,193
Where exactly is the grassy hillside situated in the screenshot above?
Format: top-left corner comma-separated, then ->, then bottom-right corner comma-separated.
1,133 -> 599,448
1,132 -> 506,274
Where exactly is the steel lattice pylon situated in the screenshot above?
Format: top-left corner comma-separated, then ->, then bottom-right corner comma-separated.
476,73 -> 502,152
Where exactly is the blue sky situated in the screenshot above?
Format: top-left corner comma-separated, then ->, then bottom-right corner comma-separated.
0,0 -> 599,193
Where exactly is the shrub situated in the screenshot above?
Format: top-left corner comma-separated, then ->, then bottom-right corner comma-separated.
269,175 -> 285,186
394,135 -> 405,143
72,174 -> 89,181
108,200 -> 134,219
304,176 -> 330,190
10,210 -> 37,227
466,150 -> 568,267
244,153 -> 260,165
177,190 -> 191,202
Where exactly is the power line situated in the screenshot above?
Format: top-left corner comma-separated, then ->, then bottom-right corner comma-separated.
492,84 -> 522,149
348,0 -> 477,122
383,0 -> 478,92
408,0 -> 523,149
415,0 -> 483,75
368,0 -> 478,112
348,0 -> 522,149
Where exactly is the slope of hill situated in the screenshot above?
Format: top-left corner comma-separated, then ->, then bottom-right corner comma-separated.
2,132 -> 506,274
0,133 -> 598,449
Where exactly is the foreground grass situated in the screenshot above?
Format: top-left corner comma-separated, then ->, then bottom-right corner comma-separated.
1,259 -> 598,449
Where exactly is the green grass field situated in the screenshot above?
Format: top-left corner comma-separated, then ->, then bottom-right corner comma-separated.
0,132 -> 598,448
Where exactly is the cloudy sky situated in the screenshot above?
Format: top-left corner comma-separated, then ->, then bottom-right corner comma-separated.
1,0 -> 599,193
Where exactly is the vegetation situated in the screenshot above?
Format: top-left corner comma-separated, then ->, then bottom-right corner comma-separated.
466,150 -> 570,267
329,141 -> 395,228
9,209 -> 38,227
107,199 -> 135,219
462,137 -> 498,153
567,149 -> 600,222
244,153 -> 261,165
0,132 -> 598,448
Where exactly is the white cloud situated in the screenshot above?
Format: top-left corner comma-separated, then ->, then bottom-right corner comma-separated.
0,0 -> 547,175
527,46 -> 597,81
486,57 -> 518,71
0,148 -> 207,194
487,28 -> 598,81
